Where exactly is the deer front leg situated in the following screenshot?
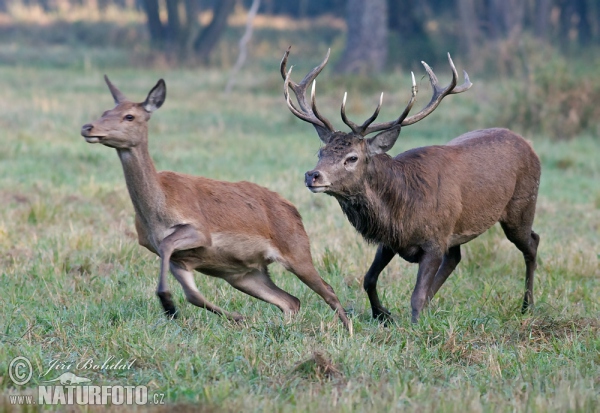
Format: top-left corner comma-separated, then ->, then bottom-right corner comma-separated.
156,224 -> 209,318
364,244 -> 396,322
410,250 -> 443,323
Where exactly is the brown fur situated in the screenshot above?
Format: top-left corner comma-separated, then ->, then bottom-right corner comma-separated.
80,77 -> 351,331
306,128 -> 541,322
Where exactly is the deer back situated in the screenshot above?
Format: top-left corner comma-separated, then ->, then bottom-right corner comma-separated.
157,172 -> 308,255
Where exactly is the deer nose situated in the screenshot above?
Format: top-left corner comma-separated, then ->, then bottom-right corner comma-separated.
81,124 -> 93,134
305,170 -> 321,186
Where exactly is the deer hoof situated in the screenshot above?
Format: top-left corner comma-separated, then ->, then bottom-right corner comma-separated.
372,306 -> 393,324
157,291 -> 178,319
231,313 -> 245,323
164,307 -> 178,319
521,293 -> 534,314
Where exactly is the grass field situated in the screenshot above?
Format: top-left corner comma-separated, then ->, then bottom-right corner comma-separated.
1,27 -> 599,412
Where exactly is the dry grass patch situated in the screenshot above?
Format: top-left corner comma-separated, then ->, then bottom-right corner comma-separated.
292,351 -> 344,382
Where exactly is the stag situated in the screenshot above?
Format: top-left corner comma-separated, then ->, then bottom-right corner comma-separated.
281,48 -> 541,323
80,76 -> 350,330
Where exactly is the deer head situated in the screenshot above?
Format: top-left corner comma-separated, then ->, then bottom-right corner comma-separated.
81,76 -> 166,149
280,48 -> 472,196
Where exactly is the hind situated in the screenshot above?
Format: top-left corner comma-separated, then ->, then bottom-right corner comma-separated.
500,158 -> 541,312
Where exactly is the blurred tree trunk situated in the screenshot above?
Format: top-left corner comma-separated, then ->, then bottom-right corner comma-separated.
141,0 -> 233,62
142,0 -> 164,47
182,0 -> 201,51
558,0 -> 595,46
502,0 -> 525,36
166,0 -> 181,46
594,0 -> 600,43
388,0 -> 426,39
457,0 -> 479,60
534,0 -> 551,40
263,0 -> 274,14
97,0 -> 109,11
335,0 -> 388,74
193,0 -> 236,62
574,0 -> 592,45
485,0 -> 525,39
488,0 -> 503,40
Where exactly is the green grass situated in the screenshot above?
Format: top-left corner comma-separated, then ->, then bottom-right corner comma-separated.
1,45 -> 599,412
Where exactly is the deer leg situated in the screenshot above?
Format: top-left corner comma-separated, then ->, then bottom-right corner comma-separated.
411,251 -> 443,323
169,263 -> 243,322
427,245 -> 461,300
283,259 -> 351,331
522,231 -> 540,312
157,252 -> 177,318
363,244 -> 396,322
156,224 -> 209,319
501,222 -> 540,313
225,267 -> 301,316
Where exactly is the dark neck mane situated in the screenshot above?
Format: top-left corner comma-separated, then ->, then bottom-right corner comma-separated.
333,154 -> 427,248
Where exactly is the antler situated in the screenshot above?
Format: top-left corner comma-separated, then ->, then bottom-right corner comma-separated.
344,53 -> 472,137
341,72 -> 417,136
401,53 -> 472,126
281,47 -> 336,140
341,91 -> 384,135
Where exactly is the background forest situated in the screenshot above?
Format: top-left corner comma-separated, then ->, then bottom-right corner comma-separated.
1,0 -> 599,139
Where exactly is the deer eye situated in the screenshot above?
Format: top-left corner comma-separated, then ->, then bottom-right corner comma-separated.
124,114 -> 135,121
345,155 -> 358,164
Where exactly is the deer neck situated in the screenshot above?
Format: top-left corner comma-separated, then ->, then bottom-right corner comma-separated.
335,155 -> 411,247
116,142 -> 165,225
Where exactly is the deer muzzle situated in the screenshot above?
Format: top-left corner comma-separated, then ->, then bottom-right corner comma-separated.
305,170 -> 330,193
81,123 -> 103,143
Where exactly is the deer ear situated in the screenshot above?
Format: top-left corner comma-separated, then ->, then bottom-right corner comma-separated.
143,79 -> 166,113
314,126 -> 332,143
366,126 -> 401,155
104,75 -> 128,105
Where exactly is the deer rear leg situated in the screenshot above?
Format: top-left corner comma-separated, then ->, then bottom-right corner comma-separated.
224,267 -> 301,316
157,224 -> 209,319
170,263 -> 243,322
364,244 -> 395,322
522,231 -> 540,312
427,245 -> 462,300
283,257 -> 351,331
411,251 -> 443,323
501,223 -> 540,313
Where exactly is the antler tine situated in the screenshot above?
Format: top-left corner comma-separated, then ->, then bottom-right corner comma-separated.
450,70 -> 472,94
340,92 -> 362,134
280,46 -> 306,109
299,49 -> 331,86
284,67 -> 327,128
280,46 -> 293,82
361,71 -> 418,136
401,52 -> 472,126
310,80 -> 336,133
280,48 -> 335,136
401,72 -> 418,119
342,92 -> 385,137
358,92 -> 384,136
280,47 -> 330,109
